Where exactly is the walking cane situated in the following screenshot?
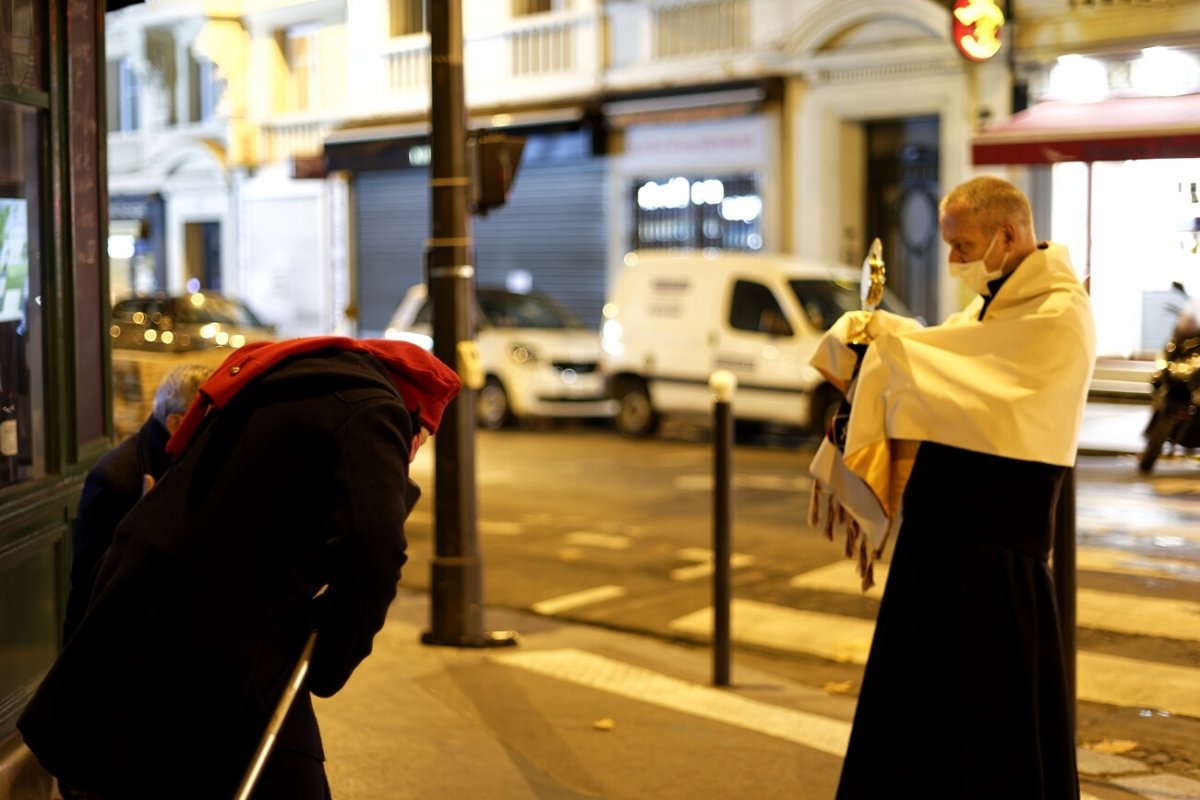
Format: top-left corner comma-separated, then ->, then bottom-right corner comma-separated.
233,629 -> 318,800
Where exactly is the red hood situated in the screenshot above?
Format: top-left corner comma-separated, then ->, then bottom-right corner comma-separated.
166,337 -> 461,460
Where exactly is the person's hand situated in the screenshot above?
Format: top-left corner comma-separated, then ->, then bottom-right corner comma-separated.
865,309 -> 924,340
409,427 -> 431,464
142,474 -> 155,496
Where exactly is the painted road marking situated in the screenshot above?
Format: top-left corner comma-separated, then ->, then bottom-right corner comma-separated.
531,585 -> 628,616
1108,773 -> 1200,799
1076,546 -> 1200,582
673,473 -> 814,492
668,599 -> 1200,717
791,560 -> 1200,641
669,600 -> 874,665
480,520 -> 524,536
490,648 -> 851,757
564,531 -> 633,550
671,547 -> 756,581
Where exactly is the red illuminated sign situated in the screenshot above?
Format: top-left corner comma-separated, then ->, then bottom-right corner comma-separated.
953,0 -> 1005,63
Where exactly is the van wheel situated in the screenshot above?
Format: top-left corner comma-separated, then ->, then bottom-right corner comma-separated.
809,384 -> 841,437
614,379 -> 658,437
477,377 -> 512,430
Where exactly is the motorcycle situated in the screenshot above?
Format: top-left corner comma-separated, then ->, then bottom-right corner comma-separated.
1139,304 -> 1200,473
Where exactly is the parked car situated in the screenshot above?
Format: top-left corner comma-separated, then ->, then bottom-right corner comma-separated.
384,285 -> 614,429
110,290 -> 276,353
600,249 -> 911,436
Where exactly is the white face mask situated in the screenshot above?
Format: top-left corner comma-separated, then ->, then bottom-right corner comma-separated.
950,231 -> 1008,296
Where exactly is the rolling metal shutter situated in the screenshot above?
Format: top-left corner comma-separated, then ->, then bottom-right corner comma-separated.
353,157 -> 608,335
354,169 -> 429,336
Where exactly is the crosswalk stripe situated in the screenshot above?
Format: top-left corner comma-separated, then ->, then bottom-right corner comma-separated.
530,585 -> 627,616
668,600 -> 874,665
1076,589 -> 1200,642
1076,546 -> 1200,582
667,599 -> 1200,718
1077,652 -> 1200,719
790,560 -> 1200,641
490,648 -> 851,757
1105,772 -> 1200,799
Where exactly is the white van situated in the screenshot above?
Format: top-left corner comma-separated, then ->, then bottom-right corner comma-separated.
600,250 -> 910,436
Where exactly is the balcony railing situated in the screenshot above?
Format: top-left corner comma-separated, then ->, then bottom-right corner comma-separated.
382,36 -> 431,94
654,0 -> 749,59
260,117 -> 337,163
509,18 -> 575,76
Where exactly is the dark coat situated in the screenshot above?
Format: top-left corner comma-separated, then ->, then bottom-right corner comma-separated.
20,349 -> 418,800
62,416 -> 173,644
835,443 -> 1079,800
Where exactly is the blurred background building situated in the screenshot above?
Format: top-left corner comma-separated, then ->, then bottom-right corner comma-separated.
101,0 -> 1200,353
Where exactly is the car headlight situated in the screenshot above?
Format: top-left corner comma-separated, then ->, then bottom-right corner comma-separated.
509,344 -> 537,364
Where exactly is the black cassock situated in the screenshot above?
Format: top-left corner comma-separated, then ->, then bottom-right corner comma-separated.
836,442 -> 1079,800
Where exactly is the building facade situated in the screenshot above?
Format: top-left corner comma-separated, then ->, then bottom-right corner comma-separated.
99,0 -> 1200,347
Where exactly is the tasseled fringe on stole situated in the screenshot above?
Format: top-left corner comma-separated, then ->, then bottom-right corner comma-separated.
808,480 -> 880,592
807,480 -> 822,529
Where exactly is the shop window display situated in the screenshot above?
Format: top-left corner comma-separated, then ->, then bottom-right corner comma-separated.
0,100 -> 44,488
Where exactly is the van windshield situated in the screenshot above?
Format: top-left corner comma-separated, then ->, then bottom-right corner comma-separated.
789,279 -> 909,331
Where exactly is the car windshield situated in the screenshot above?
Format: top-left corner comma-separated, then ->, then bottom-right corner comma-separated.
178,294 -> 267,326
478,291 -> 583,330
789,278 -> 910,332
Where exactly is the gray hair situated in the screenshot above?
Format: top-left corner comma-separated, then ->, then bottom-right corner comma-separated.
940,176 -> 1033,233
152,364 -> 213,426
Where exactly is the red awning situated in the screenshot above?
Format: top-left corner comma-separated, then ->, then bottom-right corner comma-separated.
972,94 -> 1200,164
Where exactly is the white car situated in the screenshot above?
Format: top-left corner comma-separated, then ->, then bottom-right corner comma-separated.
384,285 -> 615,429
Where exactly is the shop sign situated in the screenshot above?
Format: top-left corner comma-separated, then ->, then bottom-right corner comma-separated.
952,0 -> 1004,63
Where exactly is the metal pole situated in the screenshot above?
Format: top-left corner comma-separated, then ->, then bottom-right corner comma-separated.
1053,466 -> 1077,734
422,0 -> 514,648
710,370 -> 736,687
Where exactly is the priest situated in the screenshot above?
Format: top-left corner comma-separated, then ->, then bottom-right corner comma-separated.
811,176 -> 1095,799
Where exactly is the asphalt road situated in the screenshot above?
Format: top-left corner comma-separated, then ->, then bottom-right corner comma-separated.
401,421 -> 1200,782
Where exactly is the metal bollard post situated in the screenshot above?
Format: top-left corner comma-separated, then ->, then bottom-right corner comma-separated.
1053,466 -> 1077,735
709,370 -> 736,687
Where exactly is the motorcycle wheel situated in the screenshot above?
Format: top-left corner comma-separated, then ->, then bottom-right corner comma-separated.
1139,413 -> 1177,474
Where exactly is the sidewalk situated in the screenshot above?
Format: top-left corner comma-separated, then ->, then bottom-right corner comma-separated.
1078,398 -> 1150,456
314,590 -> 1198,800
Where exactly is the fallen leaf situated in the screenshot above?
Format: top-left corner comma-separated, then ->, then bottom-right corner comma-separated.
822,681 -> 853,695
592,717 -> 616,731
1084,738 -> 1139,755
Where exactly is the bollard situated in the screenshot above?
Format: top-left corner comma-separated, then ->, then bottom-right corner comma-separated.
709,369 -> 737,687
1052,466 -> 1077,735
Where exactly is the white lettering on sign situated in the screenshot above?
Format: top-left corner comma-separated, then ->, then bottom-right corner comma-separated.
624,117 -> 767,169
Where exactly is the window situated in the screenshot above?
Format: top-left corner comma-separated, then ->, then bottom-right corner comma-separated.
0,100 -> 45,488
633,174 -> 763,251
106,58 -> 141,132
282,24 -> 321,112
189,56 -> 222,122
512,0 -> 559,16
389,0 -> 426,37
728,280 -> 791,336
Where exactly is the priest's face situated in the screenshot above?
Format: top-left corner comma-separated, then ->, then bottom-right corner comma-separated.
940,208 -> 997,269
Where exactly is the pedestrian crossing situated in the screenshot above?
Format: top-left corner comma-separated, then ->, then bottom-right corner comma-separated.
522,541 -> 1200,798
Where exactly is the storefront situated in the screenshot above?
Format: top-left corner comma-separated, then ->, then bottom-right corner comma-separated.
974,57 -> 1200,360
1,0 -> 118,790
606,92 -> 779,265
